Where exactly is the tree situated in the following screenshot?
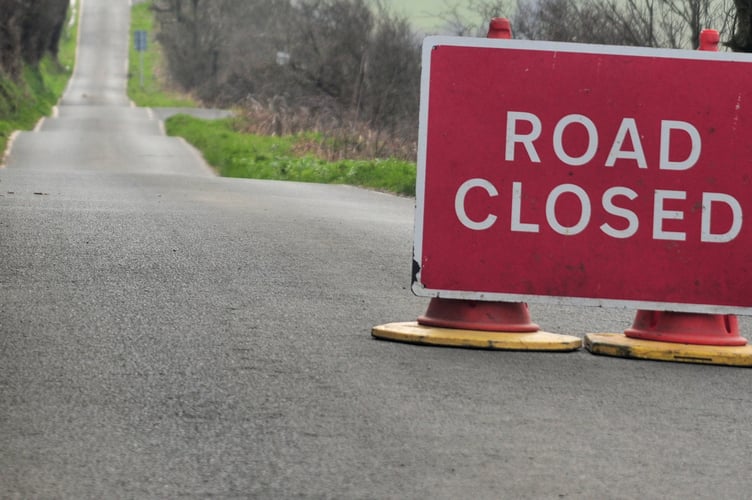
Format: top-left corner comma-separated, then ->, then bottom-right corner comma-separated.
0,0 -> 25,78
153,0 -> 228,92
360,7 -> 421,152
0,0 -> 69,78
727,0 -> 752,50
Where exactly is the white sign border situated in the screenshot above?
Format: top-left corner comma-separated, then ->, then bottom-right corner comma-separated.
412,36 -> 752,315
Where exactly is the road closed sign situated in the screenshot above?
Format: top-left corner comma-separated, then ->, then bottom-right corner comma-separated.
413,36 -> 752,314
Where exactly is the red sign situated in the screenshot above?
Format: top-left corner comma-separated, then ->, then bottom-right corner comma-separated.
413,37 -> 752,314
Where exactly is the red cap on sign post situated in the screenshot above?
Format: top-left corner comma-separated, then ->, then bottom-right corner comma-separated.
699,29 -> 720,51
487,18 -> 512,39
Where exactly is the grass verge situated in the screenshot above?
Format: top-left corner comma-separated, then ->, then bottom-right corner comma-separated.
166,114 -> 417,196
0,1 -> 79,157
128,0 -> 195,107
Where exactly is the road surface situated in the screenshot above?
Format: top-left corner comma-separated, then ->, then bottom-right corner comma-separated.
2,0 -> 752,498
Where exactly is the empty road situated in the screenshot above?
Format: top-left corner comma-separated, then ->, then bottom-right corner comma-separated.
2,0 -> 752,498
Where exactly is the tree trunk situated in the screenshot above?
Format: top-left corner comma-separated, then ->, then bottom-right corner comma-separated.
728,0 -> 752,51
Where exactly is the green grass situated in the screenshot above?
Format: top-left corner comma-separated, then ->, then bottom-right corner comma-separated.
0,1 -> 79,157
166,114 -> 417,196
128,0 -> 195,107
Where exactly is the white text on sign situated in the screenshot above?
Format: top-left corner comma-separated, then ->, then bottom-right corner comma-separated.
453,111 -> 742,243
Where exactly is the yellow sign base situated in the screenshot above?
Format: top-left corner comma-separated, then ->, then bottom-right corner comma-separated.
585,333 -> 752,367
372,321 -> 581,351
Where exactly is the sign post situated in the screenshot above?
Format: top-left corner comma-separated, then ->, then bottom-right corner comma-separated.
134,30 -> 148,88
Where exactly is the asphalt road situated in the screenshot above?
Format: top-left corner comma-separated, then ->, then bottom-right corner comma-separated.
2,1 -> 752,498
